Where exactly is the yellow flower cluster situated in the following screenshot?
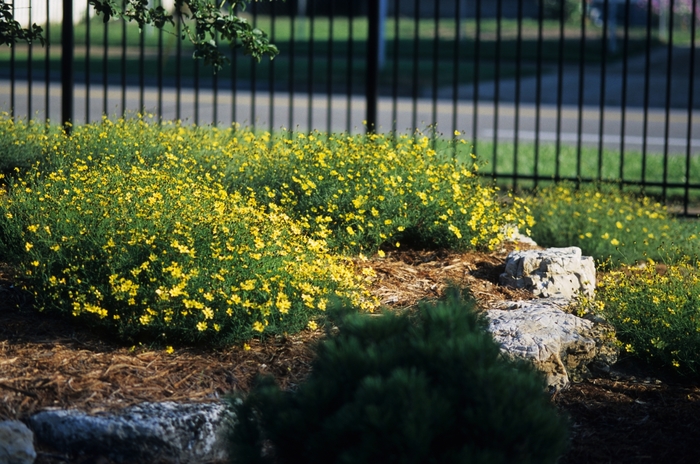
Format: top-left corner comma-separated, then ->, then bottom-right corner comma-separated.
529,183 -> 698,264
597,259 -> 700,375
0,116 -> 376,346
225,131 -> 533,254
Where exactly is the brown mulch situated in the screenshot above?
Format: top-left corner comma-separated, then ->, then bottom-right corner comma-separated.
2,246 -> 700,463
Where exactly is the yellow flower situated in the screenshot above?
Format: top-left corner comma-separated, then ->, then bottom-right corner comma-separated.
165,346 -> 174,354
610,238 -> 620,246
252,321 -> 265,333
307,320 -> 318,331
25,242 -> 33,251
197,321 -> 208,331
377,249 -> 385,258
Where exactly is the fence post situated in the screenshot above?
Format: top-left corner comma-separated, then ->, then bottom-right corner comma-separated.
366,0 -> 380,133
61,0 -> 74,133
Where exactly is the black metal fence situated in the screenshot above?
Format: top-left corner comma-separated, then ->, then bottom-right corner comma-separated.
1,0 -> 699,213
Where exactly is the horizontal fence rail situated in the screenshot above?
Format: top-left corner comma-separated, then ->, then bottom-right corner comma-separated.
1,0 -> 699,213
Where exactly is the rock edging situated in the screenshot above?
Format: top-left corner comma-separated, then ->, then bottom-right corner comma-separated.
491,245 -> 618,391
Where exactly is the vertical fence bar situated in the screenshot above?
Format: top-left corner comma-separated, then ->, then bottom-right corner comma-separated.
641,0 -> 653,187
121,0 -> 127,117
62,0 -> 75,130
513,0 -> 523,188
619,0 -> 631,184
411,0 -> 419,132
554,0 -> 565,182
326,3 -> 334,134
533,0 -> 544,188
289,8 -> 296,131
392,0 -> 400,137
157,0 -> 163,122
86,2 -> 90,122
367,0 -> 380,132
194,57 -> 200,125
576,0 -> 586,182
346,13 -> 353,132
10,1 -> 14,119
684,1 -> 697,215
213,44 -> 218,126
231,3 -> 237,125
250,0 -> 258,130
269,4 -> 276,132
121,0 -> 127,116
492,0 -> 502,174
176,10 -> 182,121
472,0 -> 481,151
661,0 -> 675,201
597,0 -> 610,181
102,9 -> 108,116
27,1 -> 33,121
430,0 -> 440,145
45,0 -> 51,122
451,0 -> 461,152
139,12 -> 145,114
307,10 -> 315,133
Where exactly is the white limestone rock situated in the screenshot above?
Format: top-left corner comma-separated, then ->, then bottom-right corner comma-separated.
0,420 -> 36,464
29,402 -> 231,463
486,298 -> 618,391
500,247 -> 596,299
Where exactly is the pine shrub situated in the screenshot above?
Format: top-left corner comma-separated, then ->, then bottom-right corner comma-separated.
227,293 -> 568,464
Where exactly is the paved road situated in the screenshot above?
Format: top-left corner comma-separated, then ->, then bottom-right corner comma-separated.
2,77 -> 698,155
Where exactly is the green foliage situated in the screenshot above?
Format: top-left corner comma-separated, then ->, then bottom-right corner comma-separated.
0,114 -> 57,176
0,2 -> 44,46
0,117 -> 374,347
596,258 -> 700,378
2,0 -> 277,70
227,292 -> 568,464
527,182 -> 700,265
224,131 -> 534,255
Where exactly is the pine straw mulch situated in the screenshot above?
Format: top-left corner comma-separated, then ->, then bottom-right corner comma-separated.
1,246 -> 700,464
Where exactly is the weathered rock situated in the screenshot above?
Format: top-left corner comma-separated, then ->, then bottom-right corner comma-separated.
500,247 -> 596,299
29,402 -> 231,463
0,420 -> 37,464
485,298 -> 618,391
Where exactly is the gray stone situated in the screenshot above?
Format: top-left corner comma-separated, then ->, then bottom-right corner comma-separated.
500,247 -> 596,299
485,298 -> 618,391
0,420 -> 36,464
29,402 -> 231,463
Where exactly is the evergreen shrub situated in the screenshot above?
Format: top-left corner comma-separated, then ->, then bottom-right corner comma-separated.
227,292 -> 568,464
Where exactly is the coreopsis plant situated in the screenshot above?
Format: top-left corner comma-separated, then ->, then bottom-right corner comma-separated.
0,117 -> 375,347
224,130 -> 534,255
597,257 -> 700,377
528,183 -> 699,265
